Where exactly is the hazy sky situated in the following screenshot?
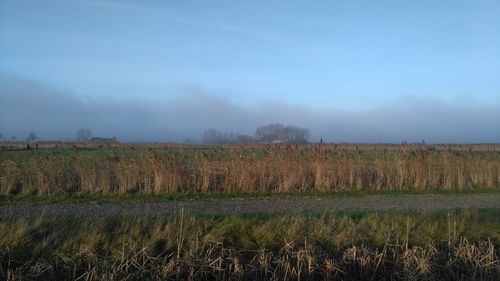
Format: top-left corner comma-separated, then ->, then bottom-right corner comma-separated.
0,0 -> 499,142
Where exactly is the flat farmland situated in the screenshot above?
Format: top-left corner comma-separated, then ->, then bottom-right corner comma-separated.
1,143 -> 499,280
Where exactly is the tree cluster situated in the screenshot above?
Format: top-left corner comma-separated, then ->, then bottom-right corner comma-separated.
202,129 -> 254,144
26,132 -> 38,142
254,123 -> 310,144
76,128 -> 92,143
202,123 -> 310,144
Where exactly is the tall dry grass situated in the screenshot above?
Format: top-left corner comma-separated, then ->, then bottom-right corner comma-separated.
1,210 -> 499,280
1,144 -> 499,195
3,239 -> 498,280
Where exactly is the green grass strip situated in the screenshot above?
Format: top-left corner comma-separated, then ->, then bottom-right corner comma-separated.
1,187 -> 499,205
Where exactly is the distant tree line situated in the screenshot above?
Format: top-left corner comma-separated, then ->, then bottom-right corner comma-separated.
202,123 -> 310,144
26,132 -> 38,142
254,123 -> 310,144
202,129 -> 254,144
75,129 -> 118,143
76,128 -> 92,143
0,129 -> 121,143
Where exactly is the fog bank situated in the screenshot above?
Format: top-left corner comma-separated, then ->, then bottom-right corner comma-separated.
1,73 -> 499,143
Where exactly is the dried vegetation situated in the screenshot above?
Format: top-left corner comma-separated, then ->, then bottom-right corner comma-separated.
1,210 -> 499,280
1,144 -> 499,195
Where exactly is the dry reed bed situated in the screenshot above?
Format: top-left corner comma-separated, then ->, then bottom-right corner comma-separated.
1,144 -> 500,195
1,209 -> 499,280
2,239 -> 499,280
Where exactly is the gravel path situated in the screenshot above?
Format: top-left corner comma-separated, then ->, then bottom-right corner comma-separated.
1,194 -> 499,220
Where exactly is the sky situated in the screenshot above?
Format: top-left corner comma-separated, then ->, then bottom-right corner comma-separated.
0,0 -> 499,143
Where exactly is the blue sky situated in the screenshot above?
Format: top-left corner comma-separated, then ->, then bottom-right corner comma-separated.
0,0 -> 499,142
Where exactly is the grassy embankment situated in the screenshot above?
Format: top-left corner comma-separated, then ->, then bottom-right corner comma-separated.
1,209 -> 499,280
1,144 -> 499,199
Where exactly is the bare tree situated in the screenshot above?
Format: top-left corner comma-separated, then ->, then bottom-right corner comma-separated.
202,129 -> 255,144
255,123 -> 310,144
255,123 -> 284,143
26,132 -> 38,142
202,128 -> 219,144
76,128 -> 92,143
236,134 -> 254,144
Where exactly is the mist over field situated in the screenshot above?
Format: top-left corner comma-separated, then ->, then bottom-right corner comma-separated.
2,2 -> 500,281
1,1 -> 499,144
1,72 -> 499,143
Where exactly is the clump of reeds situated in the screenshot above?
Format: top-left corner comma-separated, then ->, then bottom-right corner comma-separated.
2,237 -> 498,280
1,209 -> 499,280
1,144 -> 499,195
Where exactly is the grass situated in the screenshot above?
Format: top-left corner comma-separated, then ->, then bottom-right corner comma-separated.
1,143 -> 500,196
2,143 -> 499,279
1,209 -> 499,280
1,187 -> 499,205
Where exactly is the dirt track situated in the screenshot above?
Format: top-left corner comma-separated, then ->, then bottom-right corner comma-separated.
1,194 -> 499,220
